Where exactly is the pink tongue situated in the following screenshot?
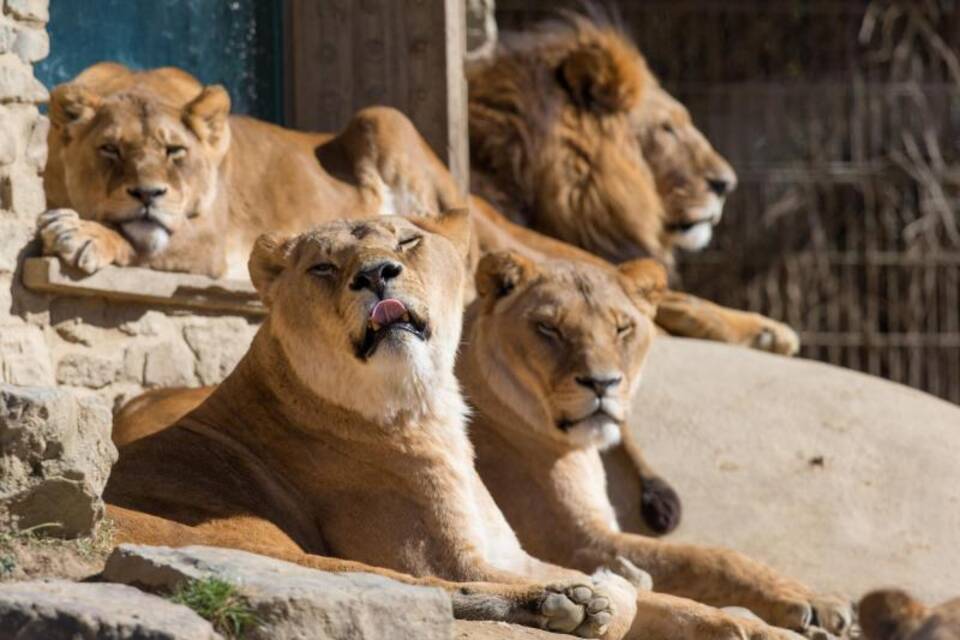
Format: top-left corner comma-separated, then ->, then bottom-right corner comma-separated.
371,298 -> 407,326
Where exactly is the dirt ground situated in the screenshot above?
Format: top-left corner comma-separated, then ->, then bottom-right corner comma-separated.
0,519 -> 115,583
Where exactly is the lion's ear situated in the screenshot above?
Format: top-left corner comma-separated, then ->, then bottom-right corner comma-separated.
249,232 -> 291,307
618,258 -> 666,316
183,85 -> 231,150
49,83 -> 101,131
558,41 -> 646,113
476,251 -> 536,300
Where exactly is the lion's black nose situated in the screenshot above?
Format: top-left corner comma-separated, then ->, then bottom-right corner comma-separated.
127,186 -> 167,206
706,177 -> 732,197
351,260 -> 403,294
575,375 -> 622,396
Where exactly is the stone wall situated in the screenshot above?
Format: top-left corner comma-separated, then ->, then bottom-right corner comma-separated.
0,0 -> 257,414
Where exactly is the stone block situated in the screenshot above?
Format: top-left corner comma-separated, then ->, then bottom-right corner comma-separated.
104,544 -> 454,640
0,165 -> 45,215
12,22 -> 46,62
56,352 -> 121,389
142,339 -> 197,388
0,385 -> 116,537
182,318 -> 255,385
0,53 -> 46,103
4,0 -> 49,24
0,323 -> 53,386
0,218 -> 33,273
0,580 -> 221,640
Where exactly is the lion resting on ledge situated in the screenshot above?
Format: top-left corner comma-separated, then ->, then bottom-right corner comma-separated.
42,63 -> 466,279
104,213 -> 637,638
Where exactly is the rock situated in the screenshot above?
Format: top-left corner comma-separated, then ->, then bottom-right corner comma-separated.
0,324 -> 53,386
103,544 -> 454,640
0,580 -> 221,639
455,620 -> 570,639
0,385 -> 116,537
615,337 -> 960,605
0,53 -> 47,103
12,23 -> 46,62
182,318 -> 255,385
141,339 -> 197,387
56,352 -> 121,389
0,218 -> 34,274
4,0 -> 49,24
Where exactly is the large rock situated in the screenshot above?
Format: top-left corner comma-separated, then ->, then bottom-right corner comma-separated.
0,384 -> 116,537
0,580 -> 221,639
103,544 -> 454,640
619,337 -> 960,603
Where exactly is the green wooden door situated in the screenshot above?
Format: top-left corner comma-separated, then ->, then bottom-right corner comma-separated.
37,0 -> 284,123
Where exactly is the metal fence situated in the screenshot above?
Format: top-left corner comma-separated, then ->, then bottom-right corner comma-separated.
497,0 -> 960,404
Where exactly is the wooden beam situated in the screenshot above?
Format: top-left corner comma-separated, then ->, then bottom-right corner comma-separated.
286,0 -> 469,192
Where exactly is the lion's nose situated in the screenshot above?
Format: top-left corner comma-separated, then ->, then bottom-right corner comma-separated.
706,177 -> 732,197
350,260 -> 403,295
127,186 -> 167,206
575,375 -> 622,396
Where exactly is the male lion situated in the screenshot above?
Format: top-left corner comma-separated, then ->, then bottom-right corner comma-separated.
467,14 -> 799,355
104,213 -> 638,639
860,590 -> 960,640
457,250 -> 854,639
41,63 -> 466,279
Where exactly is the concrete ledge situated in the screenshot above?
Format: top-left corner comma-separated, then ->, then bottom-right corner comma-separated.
22,257 -> 266,316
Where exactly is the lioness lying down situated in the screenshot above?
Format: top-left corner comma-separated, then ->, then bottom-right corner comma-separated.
458,251 -> 854,639
104,213 -> 638,638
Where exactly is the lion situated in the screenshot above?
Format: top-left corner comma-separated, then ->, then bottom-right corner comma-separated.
457,250 -> 854,639
859,590 -> 960,640
41,63 -> 468,280
467,14 -> 799,356
103,213 -> 639,639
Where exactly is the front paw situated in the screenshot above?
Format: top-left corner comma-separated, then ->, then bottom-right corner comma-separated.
541,581 -> 614,638
748,316 -> 800,356
39,209 -> 123,274
761,592 -> 852,637
640,475 -> 682,534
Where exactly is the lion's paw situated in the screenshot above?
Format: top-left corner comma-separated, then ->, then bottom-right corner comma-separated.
609,555 -> 653,591
541,582 -> 613,638
762,592 -> 852,638
750,317 -> 800,357
39,208 -> 119,274
809,596 -> 853,637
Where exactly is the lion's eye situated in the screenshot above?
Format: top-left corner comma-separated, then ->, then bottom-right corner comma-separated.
617,323 -> 635,338
309,262 -> 338,277
98,144 -> 120,159
398,235 -> 422,251
661,122 -> 676,136
536,322 -> 562,340
166,145 -> 187,159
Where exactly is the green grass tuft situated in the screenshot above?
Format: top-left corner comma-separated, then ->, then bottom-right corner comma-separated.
169,577 -> 257,638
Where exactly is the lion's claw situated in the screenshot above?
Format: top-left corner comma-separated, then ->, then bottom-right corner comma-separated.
39,208 -> 123,274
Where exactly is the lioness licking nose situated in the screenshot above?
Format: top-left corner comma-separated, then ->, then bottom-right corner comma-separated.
104,212 -> 637,638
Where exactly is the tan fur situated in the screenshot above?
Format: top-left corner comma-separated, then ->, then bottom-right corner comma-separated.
457,252 -> 854,639
860,590 -> 960,640
467,15 -> 799,356
104,215 -> 638,639
42,63 -> 469,280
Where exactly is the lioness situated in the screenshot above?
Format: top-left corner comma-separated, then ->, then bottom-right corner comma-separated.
457,250 -> 853,639
468,14 -> 800,355
860,590 -> 960,640
41,63 -> 466,279
104,213 -> 638,638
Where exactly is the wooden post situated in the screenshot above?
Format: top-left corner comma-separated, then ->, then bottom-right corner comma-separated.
285,0 -> 469,192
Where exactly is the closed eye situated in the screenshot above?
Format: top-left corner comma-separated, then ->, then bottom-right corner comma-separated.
166,145 -> 187,159
660,122 -> 676,136
98,144 -> 120,159
398,235 -> 422,251
617,323 -> 635,338
536,321 -> 562,341
308,262 -> 338,277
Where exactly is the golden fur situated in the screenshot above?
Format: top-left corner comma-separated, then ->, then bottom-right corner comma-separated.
467,15 -> 799,356
457,251 -> 854,639
859,590 -> 960,640
104,215 -> 638,638
42,63 -> 468,279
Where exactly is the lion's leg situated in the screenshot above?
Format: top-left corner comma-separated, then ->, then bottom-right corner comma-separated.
655,290 -> 799,356
575,535 -> 851,636
39,209 -> 136,274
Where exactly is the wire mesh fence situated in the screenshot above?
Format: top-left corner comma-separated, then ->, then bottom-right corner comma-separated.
497,0 -> 960,404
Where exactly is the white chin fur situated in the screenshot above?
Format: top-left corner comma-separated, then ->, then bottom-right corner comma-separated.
121,220 -> 170,255
566,415 -> 622,450
672,221 -> 713,252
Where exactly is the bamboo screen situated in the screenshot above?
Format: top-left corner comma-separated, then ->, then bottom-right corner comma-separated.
497,0 -> 960,404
